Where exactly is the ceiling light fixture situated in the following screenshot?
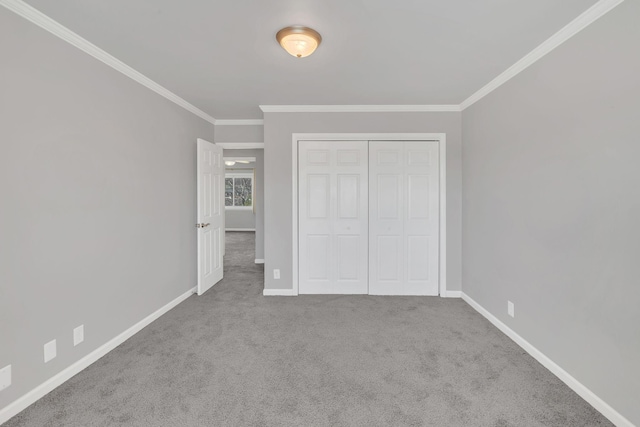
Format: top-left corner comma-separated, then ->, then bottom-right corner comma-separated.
225,160 -> 236,166
276,26 -> 322,58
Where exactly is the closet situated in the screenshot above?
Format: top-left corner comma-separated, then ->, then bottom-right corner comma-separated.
298,140 -> 440,296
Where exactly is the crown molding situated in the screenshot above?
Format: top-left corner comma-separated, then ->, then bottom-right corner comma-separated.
259,105 -> 461,113
214,119 -> 264,126
216,142 -> 265,149
3,0 -> 624,121
0,0 -> 217,125
460,0 -> 625,110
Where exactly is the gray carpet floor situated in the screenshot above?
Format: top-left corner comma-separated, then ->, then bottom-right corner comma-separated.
6,232 -> 611,426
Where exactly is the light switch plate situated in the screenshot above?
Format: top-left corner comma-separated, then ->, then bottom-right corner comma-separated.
0,365 -> 11,391
508,301 -> 515,318
44,340 -> 57,363
73,325 -> 84,346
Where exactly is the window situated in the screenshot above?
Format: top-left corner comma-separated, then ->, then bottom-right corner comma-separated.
225,173 -> 253,208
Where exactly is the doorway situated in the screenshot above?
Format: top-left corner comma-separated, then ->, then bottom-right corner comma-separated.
221,148 -> 265,266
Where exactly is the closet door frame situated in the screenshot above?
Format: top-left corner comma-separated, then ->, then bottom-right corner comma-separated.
291,133 -> 448,297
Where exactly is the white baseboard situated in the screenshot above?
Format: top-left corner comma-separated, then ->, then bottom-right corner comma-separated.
0,286 -> 196,425
442,291 -> 462,298
461,292 -> 633,427
225,228 -> 255,232
263,288 -> 297,296
254,259 -> 264,264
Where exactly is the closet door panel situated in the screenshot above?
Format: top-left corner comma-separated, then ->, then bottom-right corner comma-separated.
404,142 -> 439,295
369,143 -> 404,294
370,141 -> 439,295
299,141 -> 368,294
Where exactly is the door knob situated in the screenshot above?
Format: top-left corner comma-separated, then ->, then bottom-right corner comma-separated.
196,223 -> 211,228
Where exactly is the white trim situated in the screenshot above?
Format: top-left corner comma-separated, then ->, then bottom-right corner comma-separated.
215,119 -> 264,126
291,135 -> 299,296
461,293 -> 634,427
291,133 -> 446,142
443,291 -> 461,298
439,137 -> 447,295
255,259 -> 265,264
460,0 -> 625,110
0,286 -> 196,425
216,143 -> 265,150
225,228 -> 255,232
0,0 -> 217,125
224,157 -> 256,163
291,133 -> 447,297
260,105 -> 461,113
263,288 -> 297,296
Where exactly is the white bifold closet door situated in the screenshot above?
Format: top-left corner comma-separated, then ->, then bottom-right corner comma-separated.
298,141 -> 369,294
369,141 -> 440,295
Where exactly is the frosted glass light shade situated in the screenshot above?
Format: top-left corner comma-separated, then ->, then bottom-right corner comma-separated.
276,26 -> 322,58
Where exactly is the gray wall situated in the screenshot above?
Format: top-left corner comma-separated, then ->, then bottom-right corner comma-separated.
461,1 -> 640,424
215,124 -> 263,143
225,208 -> 255,230
263,112 -> 462,291
0,8 -> 214,411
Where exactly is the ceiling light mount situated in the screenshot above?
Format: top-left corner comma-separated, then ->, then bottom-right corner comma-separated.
276,26 -> 322,58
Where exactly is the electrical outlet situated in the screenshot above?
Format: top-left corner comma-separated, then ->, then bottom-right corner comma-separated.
73,325 -> 84,346
44,339 -> 57,363
508,301 -> 515,318
273,269 -> 280,279
0,365 -> 11,391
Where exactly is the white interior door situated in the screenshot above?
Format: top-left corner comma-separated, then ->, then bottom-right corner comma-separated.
197,139 -> 224,295
298,141 -> 368,294
369,141 -> 439,295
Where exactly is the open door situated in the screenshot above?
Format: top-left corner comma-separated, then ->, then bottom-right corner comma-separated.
197,139 -> 224,295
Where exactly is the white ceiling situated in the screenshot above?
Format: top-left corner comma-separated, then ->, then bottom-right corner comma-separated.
24,0 -> 599,119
